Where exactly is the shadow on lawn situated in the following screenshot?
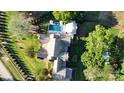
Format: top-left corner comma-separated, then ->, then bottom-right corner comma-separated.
98,11 -> 118,28
68,36 -> 86,81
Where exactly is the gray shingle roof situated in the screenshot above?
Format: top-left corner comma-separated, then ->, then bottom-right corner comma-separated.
39,34 -> 50,44
37,48 -> 48,59
53,68 -> 72,81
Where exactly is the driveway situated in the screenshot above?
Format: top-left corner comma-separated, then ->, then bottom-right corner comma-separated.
0,60 -> 13,81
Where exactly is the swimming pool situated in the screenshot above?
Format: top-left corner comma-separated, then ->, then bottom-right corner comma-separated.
48,24 -> 63,32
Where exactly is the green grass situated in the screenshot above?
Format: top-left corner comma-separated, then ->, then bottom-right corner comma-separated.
6,11 -> 53,80
10,34 -> 47,80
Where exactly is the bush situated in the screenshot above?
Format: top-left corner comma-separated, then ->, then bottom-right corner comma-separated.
42,68 -> 49,76
121,63 -> 124,74
118,75 -> 124,80
26,46 -> 35,58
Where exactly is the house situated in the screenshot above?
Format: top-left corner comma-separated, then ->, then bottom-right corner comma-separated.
37,20 -> 77,81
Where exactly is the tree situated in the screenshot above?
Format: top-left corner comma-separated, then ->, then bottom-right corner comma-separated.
42,68 -> 49,76
83,65 -> 103,81
52,11 -> 87,23
81,25 -> 117,80
81,25 -> 115,67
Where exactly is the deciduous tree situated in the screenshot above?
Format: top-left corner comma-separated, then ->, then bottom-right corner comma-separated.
52,11 -> 87,23
81,25 -> 117,80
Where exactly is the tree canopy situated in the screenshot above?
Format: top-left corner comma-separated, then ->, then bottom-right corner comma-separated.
52,11 -> 87,23
81,25 -> 118,80
81,25 -> 116,67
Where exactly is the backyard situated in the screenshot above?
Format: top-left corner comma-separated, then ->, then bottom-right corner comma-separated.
5,11 -> 53,80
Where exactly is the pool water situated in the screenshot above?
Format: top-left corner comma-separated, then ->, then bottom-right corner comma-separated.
48,24 -> 63,32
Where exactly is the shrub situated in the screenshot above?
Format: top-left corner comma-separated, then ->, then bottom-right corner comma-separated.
42,68 -> 49,76
26,46 -> 35,58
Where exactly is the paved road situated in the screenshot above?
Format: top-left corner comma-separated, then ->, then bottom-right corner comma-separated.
0,60 -> 13,80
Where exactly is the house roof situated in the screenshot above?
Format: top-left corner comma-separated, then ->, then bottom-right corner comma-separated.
53,68 -> 72,81
63,21 -> 77,35
42,34 -> 70,60
59,52 -> 69,62
54,38 -> 66,57
39,34 -> 50,44
42,34 -> 56,59
52,57 -> 67,74
61,36 -> 71,47
37,48 -> 48,59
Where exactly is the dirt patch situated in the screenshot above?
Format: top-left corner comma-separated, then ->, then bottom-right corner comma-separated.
108,74 -> 115,81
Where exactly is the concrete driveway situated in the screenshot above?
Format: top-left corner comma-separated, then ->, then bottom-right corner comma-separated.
0,60 -> 13,81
